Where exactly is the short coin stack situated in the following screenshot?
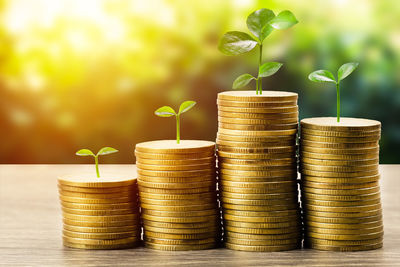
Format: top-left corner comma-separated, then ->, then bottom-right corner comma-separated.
217,91 -> 302,252
300,117 -> 383,251
135,140 -> 221,251
58,174 -> 141,249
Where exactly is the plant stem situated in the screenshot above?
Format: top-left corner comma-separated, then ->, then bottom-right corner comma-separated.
95,156 -> 100,178
258,44 -> 263,94
176,114 -> 180,144
256,78 -> 259,95
336,82 -> 340,123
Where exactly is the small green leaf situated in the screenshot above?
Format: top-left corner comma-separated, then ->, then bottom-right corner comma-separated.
338,62 -> 359,81
178,101 -> 196,115
76,149 -> 95,157
308,70 -> 337,83
270,10 -> 298,30
155,106 -> 176,117
233,74 -> 255,89
218,31 -> 258,56
259,62 -> 283,77
97,147 -> 118,156
246,8 -> 275,42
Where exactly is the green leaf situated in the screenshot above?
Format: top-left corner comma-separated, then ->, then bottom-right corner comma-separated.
246,8 -> 275,42
270,10 -> 298,30
308,70 -> 337,83
218,31 -> 258,56
232,74 -> 255,89
338,62 -> 359,81
259,62 -> 283,77
97,147 -> 118,156
178,101 -> 196,115
76,149 -> 95,157
155,106 -> 176,117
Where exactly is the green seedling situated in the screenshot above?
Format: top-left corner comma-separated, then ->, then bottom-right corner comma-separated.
308,62 -> 359,122
76,147 -> 118,178
154,100 -> 196,144
218,8 -> 298,94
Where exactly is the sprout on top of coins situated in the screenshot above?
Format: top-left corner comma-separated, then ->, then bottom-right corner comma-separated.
76,147 -> 119,178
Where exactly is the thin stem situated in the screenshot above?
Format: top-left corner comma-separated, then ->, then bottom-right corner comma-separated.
176,114 -> 180,144
336,82 -> 340,123
258,44 -> 263,94
95,156 -> 100,178
255,78 -> 259,95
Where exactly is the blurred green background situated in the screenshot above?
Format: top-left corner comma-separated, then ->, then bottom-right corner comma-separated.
0,0 -> 399,163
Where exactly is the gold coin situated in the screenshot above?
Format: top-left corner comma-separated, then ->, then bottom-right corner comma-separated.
140,202 -> 217,212
144,230 -> 218,240
58,190 -> 137,199
301,146 -> 379,155
138,191 -> 216,200
303,209 -> 382,218
218,110 -> 298,120
225,237 -> 299,246
217,99 -> 297,107
143,225 -> 219,234
224,226 -> 301,235
220,191 -> 295,200
218,122 -> 298,131
225,231 -> 300,240
300,117 -> 381,132
223,214 -> 299,223
63,240 -> 139,250
217,139 -> 296,148
301,128 -> 380,137
58,175 -> 136,188
300,157 -> 379,166
135,140 -> 215,154
62,235 -> 140,245
218,91 -> 298,102
141,214 -> 218,223
306,232 -> 384,241
301,133 -> 380,143
302,198 -> 381,207
59,195 -> 136,205
224,220 -> 300,229
137,162 -> 214,171
300,163 -> 379,173
145,242 -> 217,251
219,128 -> 297,137
305,226 -> 383,235
300,139 -> 379,149
220,180 -> 297,189
62,213 -> 139,222
138,185 -> 216,194
217,134 -> 295,144
137,169 -> 215,178
144,237 -> 219,245
138,179 -> 216,189
302,185 -> 380,195
142,208 -> 218,217
305,237 -> 383,247
218,116 -> 298,125
63,224 -> 138,233
225,242 -> 299,252
143,220 -> 220,229
139,197 -> 217,206
60,202 -> 137,210
218,105 -> 298,114
137,175 -> 215,184
302,191 -> 380,201
302,203 -> 381,213
63,218 -> 139,227
219,169 -> 297,177
301,174 -> 380,184
218,157 -> 296,165
221,197 -> 297,206
63,229 -> 139,240
301,169 -> 379,178
221,186 -> 297,194
61,207 -> 137,216
58,184 -> 136,194
301,151 -> 379,160
218,146 -> 297,154
218,151 -> 295,160
301,180 -> 379,190
223,203 -> 298,212
220,175 -> 296,183
135,150 -> 214,160
136,157 -> 215,166
305,220 -> 383,230
224,209 -> 300,217
305,242 -> 383,252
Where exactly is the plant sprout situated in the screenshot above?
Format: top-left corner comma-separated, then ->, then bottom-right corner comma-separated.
76,147 -> 118,178
154,101 -> 196,144
308,62 -> 359,122
218,8 -> 298,95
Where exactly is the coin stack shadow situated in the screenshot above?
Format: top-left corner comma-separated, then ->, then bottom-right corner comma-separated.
135,140 -> 221,251
216,91 -> 302,252
300,117 -> 383,251
58,175 -> 141,249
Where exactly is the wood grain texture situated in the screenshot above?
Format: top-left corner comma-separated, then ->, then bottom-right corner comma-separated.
1,164 -> 399,266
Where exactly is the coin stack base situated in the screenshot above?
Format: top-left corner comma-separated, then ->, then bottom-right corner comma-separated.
300,117 -> 383,251
217,91 -> 302,252
135,140 -> 221,251
58,174 -> 141,250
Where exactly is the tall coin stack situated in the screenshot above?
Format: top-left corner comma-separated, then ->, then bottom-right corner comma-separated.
58,175 -> 141,249
216,91 -> 302,252
300,117 -> 383,251
135,140 -> 221,251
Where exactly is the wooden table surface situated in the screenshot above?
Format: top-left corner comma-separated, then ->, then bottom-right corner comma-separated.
1,164 -> 399,266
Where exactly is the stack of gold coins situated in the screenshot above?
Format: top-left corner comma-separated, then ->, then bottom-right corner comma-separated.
58,174 -> 141,249
135,140 -> 221,251
300,117 -> 383,251
216,91 -> 302,252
